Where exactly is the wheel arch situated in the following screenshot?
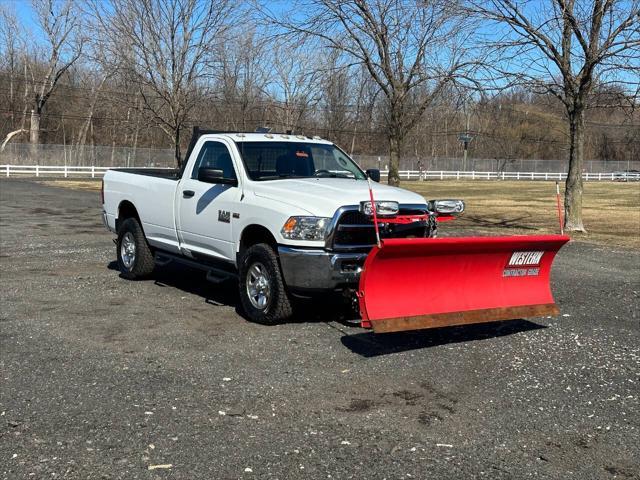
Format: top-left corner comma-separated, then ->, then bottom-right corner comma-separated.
238,224 -> 277,257
116,200 -> 142,233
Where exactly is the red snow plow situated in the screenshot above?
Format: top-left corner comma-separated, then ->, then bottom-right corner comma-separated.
357,235 -> 570,333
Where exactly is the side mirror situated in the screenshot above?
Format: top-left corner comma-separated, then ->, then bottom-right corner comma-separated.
428,199 -> 465,214
366,168 -> 381,183
198,167 -> 238,186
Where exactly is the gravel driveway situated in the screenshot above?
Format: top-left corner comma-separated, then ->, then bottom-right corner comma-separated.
1,178 -> 638,479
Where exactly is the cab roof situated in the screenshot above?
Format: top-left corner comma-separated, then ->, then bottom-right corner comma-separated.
207,132 -> 333,144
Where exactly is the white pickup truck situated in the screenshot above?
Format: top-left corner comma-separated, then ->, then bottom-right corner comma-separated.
102,128 -> 463,324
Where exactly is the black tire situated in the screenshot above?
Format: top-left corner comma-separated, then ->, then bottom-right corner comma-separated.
238,243 -> 293,325
116,217 -> 155,279
427,214 -> 438,238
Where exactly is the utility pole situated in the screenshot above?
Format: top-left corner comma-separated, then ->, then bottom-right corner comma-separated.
458,104 -> 473,171
444,117 -> 448,158
464,110 -> 470,170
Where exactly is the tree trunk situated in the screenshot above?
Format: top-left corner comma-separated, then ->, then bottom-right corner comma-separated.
29,110 -> 41,162
30,109 -> 41,144
387,119 -> 403,187
174,127 -> 182,168
132,110 -> 140,168
564,109 -> 586,232
388,133 -> 402,186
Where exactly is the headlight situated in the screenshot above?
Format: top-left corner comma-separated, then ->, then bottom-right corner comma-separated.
360,200 -> 399,216
428,199 -> 465,214
281,216 -> 331,241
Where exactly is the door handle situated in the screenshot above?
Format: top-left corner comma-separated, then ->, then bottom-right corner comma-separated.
183,190 -> 195,198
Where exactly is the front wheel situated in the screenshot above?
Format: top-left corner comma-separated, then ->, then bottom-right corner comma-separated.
238,243 -> 293,325
116,217 -> 155,279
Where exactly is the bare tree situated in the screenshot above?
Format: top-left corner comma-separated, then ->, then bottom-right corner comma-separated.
73,71 -> 107,164
88,0 -> 235,167
467,0 -> 640,231
0,6 -> 27,150
266,40 -> 323,132
0,6 -> 21,129
265,0 -> 476,185
28,0 -> 84,146
217,29 -> 270,130
320,50 -> 352,142
1,0 -> 83,150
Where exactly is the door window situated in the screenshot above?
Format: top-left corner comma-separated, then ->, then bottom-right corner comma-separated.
191,142 -> 237,180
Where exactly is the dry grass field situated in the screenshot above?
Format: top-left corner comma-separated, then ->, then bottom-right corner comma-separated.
408,181 -> 639,248
38,178 -> 640,248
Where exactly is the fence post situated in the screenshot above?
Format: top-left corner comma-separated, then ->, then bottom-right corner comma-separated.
36,165 -> 39,177
5,165 -> 9,177
472,171 -> 475,180
91,166 -> 95,178
502,171 -> 505,180
598,173 -> 602,181
456,171 -> 459,180
545,173 -> 548,180
64,165 -> 68,178
440,170 -> 444,180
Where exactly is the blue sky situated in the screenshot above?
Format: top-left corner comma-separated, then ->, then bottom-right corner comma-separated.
2,0 -> 37,30
4,0 -> 637,93
2,0 -> 290,43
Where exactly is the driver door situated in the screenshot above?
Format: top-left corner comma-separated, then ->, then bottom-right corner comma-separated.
176,140 -> 241,261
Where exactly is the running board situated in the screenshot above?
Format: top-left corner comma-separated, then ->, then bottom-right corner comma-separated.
154,252 -> 238,284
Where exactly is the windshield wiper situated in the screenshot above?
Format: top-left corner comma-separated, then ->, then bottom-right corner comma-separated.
256,174 -> 308,181
313,172 -> 353,179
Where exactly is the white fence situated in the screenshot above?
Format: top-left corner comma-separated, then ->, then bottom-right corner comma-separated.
2,164 -> 637,181
353,155 -> 640,174
2,165 -> 110,178
0,165 -> 174,178
3,144 -> 638,173
381,170 -> 639,181
0,143 -> 175,168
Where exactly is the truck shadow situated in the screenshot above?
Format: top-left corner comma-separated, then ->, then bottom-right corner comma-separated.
340,320 -> 546,358
107,262 -> 546,352
107,261 -> 350,325
108,260 -> 239,307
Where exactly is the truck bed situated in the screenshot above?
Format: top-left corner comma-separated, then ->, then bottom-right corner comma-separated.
111,168 -> 180,180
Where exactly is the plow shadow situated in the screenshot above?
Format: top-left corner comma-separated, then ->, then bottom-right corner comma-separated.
341,319 -> 546,357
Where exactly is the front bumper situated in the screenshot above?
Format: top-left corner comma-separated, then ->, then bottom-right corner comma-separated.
277,246 -> 368,292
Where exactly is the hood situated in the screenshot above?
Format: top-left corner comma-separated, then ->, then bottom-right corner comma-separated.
252,178 -> 427,217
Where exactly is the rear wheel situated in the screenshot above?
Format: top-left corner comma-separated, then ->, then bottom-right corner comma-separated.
238,243 -> 293,325
117,217 -> 155,279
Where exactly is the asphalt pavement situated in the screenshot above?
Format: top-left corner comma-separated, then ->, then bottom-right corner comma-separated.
1,178 -> 638,479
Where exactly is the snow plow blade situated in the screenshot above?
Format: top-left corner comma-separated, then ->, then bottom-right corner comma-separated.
358,235 -> 570,333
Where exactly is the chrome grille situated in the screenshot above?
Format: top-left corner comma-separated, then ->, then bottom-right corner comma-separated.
328,205 -> 430,251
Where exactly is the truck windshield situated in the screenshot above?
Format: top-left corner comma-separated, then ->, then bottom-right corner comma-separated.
235,141 -> 367,181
